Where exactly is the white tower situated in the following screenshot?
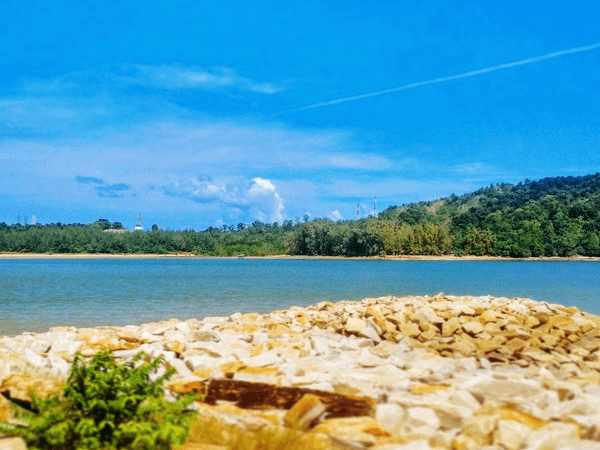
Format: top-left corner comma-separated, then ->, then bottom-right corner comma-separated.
134,214 -> 143,231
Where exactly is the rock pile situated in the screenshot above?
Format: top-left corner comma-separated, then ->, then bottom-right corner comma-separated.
2,294 -> 600,449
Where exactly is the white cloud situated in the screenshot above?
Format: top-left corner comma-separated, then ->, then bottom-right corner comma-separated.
328,209 -> 344,221
118,65 -> 282,94
161,176 -> 285,224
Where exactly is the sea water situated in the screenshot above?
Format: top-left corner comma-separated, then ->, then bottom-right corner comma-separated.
1,258 -> 599,336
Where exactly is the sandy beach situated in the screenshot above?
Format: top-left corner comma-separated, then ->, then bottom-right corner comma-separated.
1,252 -> 600,262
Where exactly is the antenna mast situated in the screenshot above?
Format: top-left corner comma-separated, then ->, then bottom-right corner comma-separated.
373,195 -> 377,218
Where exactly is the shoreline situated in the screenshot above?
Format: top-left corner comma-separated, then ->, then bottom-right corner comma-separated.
1,252 -> 600,262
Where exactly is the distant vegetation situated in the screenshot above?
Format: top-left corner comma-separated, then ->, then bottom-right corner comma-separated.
0,219 -> 292,256
2,173 -> 600,258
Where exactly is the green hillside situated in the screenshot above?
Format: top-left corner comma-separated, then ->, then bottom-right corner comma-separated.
288,173 -> 600,257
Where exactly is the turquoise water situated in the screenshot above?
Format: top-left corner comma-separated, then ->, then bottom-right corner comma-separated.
1,258 -> 599,336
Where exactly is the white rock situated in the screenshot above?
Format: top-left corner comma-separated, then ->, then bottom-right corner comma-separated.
406,407 -> 440,430
46,353 -> 70,377
494,419 -> 530,450
461,374 -> 543,403
184,354 -> 233,372
377,440 -> 432,450
406,353 -> 456,383
251,332 -> 269,344
525,422 -> 580,450
163,330 -> 188,342
166,358 -> 193,378
376,403 -> 406,436
23,348 -> 46,369
0,437 -> 27,450
310,334 -> 335,355
241,351 -> 282,367
175,322 -> 191,334
556,441 -> 600,450
569,413 -> 600,440
357,347 -> 385,368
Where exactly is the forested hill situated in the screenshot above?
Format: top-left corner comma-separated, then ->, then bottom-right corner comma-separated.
2,173 -> 600,257
287,173 -> 600,258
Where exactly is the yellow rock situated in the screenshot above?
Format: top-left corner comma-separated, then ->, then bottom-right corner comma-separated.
220,360 -> 246,376
418,329 -> 438,342
409,384 -> 450,394
503,337 -> 529,353
462,414 -> 496,446
238,366 -> 280,377
493,419 -> 531,450
523,315 -> 540,328
192,367 -> 221,379
241,312 -> 261,322
462,321 -> 484,335
442,317 -> 462,337
164,340 -> 186,355
498,406 -> 547,429
0,393 -> 13,422
267,323 -> 291,336
311,416 -> 390,447
475,336 -> 505,353
547,315 -> 576,330
284,394 -> 326,430
399,322 -> 421,338
453,337 -> 478,357
480,310 -> 498,324
0,374 -> 64,403
249,344 -> 264,357
365,307 -> 388,331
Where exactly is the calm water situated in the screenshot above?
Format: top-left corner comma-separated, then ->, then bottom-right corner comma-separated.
1,258 -> 599,336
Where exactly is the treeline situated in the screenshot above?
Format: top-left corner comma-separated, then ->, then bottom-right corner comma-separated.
284,220 -> 453,256
0,220 -> 291,256
3,173 -> 600,258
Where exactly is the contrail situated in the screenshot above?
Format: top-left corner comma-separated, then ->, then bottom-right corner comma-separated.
280,42 -> 600,114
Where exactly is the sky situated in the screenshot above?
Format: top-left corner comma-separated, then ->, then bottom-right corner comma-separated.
1,1 -> 599,230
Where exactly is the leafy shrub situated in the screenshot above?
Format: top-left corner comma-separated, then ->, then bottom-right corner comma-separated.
0,349 -> 198,450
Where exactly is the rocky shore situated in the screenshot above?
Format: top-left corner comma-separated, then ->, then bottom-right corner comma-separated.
2,294 -> 600,449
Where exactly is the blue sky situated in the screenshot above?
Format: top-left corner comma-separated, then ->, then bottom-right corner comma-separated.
1,1 -> 599,230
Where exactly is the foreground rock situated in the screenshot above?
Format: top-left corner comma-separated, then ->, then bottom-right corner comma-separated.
2,294 -> 600,449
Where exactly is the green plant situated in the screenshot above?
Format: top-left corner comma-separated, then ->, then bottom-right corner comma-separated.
0,349 -> 198,450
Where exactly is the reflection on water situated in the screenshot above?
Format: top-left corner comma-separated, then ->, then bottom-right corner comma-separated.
1,258 -> 599,336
